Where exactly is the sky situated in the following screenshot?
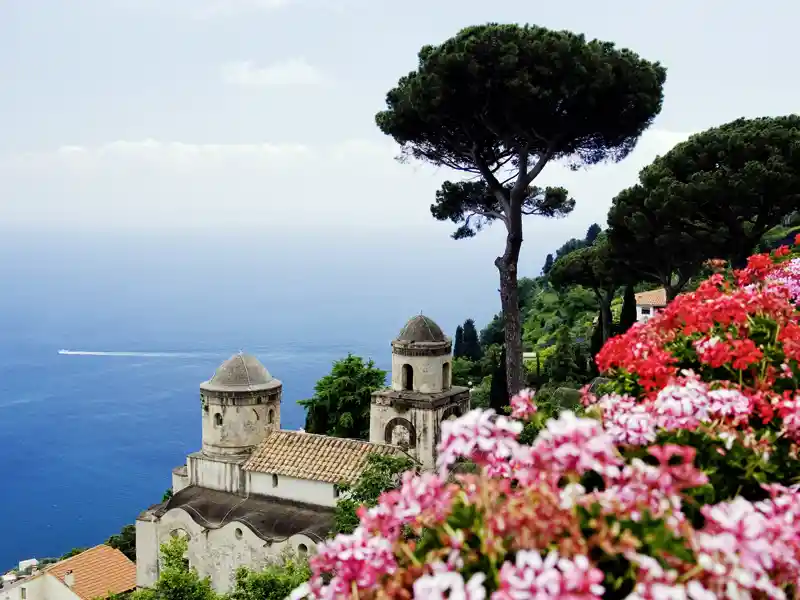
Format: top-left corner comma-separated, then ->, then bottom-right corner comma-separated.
0,0 -> 798,267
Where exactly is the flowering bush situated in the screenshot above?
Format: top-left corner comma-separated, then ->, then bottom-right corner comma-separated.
288,244 -> 800,599
591,243 -> 800,507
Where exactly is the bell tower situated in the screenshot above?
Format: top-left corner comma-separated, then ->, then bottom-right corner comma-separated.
370,315 -> 470,470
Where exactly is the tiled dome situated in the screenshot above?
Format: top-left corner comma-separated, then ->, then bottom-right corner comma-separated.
201,353 -> 280,392
395,315 -> 447,343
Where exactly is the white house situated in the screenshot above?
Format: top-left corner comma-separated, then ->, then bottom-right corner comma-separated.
634,288 -> 668,322
16,562 -> 37,575
136,314 -> 470,594
0,546 -> 136,600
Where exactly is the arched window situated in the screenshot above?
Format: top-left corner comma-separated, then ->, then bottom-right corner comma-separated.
402,364 -> 414,391
234,528 -> 243,540
214,413 -> 223,426
272,474 -> 279,487
268,409 -> 275,424
442,362 -> 451,389
297,544 -> 308,556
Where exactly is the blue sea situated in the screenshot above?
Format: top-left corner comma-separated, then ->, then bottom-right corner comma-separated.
0,229 -> 504,568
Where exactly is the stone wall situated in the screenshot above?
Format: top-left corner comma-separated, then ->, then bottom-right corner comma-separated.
136,509 -> 315,594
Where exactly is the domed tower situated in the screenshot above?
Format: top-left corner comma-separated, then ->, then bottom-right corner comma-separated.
370,315 -> 470,470
199,353 -> 282,457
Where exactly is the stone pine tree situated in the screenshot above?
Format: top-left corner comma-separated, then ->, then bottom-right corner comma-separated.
453,325 -> 465,358
607,183 -> 713,301
632,116 -> 800,268
376,23 -> 666,394
585,223 -> 602,245
549,236 -> 628,345
542,253 -> 555,275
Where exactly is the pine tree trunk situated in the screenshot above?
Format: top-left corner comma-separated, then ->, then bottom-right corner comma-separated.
496,213 -> 524,395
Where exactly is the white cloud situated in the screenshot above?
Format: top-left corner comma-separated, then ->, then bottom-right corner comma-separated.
221,59 -> 328,88
0,129 -> 691,237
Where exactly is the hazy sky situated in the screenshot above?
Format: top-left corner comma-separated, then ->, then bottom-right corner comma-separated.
0,0 -> 797,256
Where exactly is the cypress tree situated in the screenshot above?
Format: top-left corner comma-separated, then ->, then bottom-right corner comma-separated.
542,253 -> 554,275
489,347 -> 509,412
462,319 -> 483,361
585,223 -> 602,244
453,325 -> 465,358
619,284 -> 637,333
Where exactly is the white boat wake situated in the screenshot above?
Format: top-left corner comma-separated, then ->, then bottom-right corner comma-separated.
57,350 -> 211,358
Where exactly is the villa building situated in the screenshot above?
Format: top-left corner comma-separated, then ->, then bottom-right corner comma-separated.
0,546 -> 136,600
135,314 -> 470,593
634,288 -> 668,322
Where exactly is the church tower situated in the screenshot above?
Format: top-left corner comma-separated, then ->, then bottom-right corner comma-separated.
199,353 -> 282,457
370,315 -> 470,470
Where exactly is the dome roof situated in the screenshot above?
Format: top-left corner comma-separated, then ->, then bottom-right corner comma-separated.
201,353 -> 280,392
395,315 -> 448,344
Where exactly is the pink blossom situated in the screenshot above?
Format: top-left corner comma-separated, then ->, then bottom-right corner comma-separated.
706,388 -> 751,420
695,497 -> 791,599
779,396 -> 800,441
492,551 -> 604,600
599,394 -> 657,446
359,471 -> 454,540
767,257 -> 800,302
510,388 -> 538,420
436,409 -> 523,472
306,528 -> 396,597
530,410 -> 621,476
413,569 -> 487,599
652,378 -> 710,430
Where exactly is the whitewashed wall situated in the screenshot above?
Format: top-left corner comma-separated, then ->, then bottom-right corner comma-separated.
187,454 -> 245,495
636,305 -> 660,323
247,471 -> 337,507
0,574 -> 79,600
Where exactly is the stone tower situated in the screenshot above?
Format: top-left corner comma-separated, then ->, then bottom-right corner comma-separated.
369,315 -> 470,470
199,353 -> 282,457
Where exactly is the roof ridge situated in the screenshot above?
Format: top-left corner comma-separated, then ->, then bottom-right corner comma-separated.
238,352 -> 253,387
271,429 -> 386,446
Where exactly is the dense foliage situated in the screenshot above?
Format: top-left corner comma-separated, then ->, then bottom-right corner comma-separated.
290,243 -> 800,599
377,22 -> 666,394
333,453 -> 417,535
134,539 -> 309,600
133,538 -> 219,600
107,524 -> 137,561
299,354 -> 387,440
230,552 -> 310,600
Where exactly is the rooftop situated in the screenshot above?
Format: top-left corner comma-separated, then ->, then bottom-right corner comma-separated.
153,486 -> 334,543
45,545 -> 136,600
243,430 -> 407,484
634,288 -> 668,307
395,314 -> 447,344
200,353 -> 281,392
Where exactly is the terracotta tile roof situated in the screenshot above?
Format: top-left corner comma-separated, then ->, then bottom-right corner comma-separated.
634,288 -> 668,307
45,545 -> 136,600
243,430 -> 408,484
